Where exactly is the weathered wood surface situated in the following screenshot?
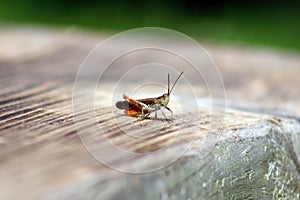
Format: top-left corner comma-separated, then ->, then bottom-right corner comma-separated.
0,26 -> 300,199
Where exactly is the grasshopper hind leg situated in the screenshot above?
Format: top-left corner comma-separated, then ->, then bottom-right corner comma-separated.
140,107 -> 151,120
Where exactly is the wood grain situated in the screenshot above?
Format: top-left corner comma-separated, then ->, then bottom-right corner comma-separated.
1,27 -> 300,200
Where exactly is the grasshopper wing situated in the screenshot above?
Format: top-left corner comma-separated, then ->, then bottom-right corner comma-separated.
116,95 -> 144,116
115,100 -> 130,110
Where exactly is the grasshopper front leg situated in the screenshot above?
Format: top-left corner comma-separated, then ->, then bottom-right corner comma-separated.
162,106 -> 173,121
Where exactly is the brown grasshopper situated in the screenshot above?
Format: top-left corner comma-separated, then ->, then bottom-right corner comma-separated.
115,72 -> 183,121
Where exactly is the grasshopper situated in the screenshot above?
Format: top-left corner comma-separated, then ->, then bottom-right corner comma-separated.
116,72 -> 184,121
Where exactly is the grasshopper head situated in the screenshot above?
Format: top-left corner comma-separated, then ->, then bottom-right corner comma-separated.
157,72 -> 183,107
158,93 -> 170,106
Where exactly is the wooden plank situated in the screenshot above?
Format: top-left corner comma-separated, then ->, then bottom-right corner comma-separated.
1,27 -> 300,199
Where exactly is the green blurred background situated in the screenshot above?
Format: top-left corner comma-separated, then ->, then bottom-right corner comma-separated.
0,0 -> 299,52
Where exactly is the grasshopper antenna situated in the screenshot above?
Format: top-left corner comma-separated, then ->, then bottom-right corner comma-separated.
168,73 -> 170,95
169,72 -> 184,94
